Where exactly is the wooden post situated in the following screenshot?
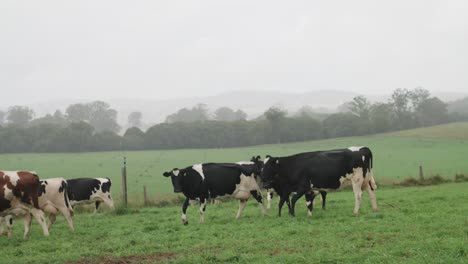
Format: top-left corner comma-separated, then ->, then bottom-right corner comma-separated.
143,185 -> 148,206
122,156 -> 128,207
419,165 -> 424,181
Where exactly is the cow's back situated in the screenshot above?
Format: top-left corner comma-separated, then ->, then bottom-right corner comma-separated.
67,178 -> 101,203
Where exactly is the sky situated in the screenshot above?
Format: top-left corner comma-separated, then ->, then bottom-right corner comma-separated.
1,0 -> 467,105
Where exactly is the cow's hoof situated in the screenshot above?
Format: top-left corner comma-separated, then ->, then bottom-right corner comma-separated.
353,212 -> 359,217
182,221 -> 188,225
373,208 -> 379,212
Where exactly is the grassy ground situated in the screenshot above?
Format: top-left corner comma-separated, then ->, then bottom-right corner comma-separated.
0,183 -> 466,263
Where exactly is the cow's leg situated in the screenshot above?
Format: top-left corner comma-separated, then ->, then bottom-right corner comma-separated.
0,217 -> 5,236
278,193 -> 290,217
93,201 -> 101,214
250,190 -> 266,216
181,197 -> 189,225
48,213 -> 56,231
351,173 -> 364,216
0,216 -> 13,237
199,198 -> 207,224
266,190 -> 273,209
30,208 -> 49,236
23,213 -> 32,239
305,192 -> 316,217
236,199 -> 248,219
365,182 -> 378,212
103,195 -> 115,210
290,191 -> 306,217
320,191 -> 327,210
54,205 -> 75,231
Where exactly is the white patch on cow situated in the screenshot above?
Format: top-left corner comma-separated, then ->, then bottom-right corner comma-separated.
236,161 -> 253,165
348,146 -> 364,152
192,164 -> 205,180
263,157 -> 270,165
173,170 -> 180,176
1,171 -> 20,186
181,213 -> 187,222
362,155 -> 365,162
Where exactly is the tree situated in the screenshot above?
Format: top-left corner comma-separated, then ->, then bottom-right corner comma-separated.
0,110 -> 5,125
87,101 -> 120,133
390,88 -> 414,129
66,103 -> 90,123
165,103 -> 209,123
6,106 -> 35,127
415,97 -> 448,126
409,87 -> 430,111
370,103 -> 394,133
349,96 -> 371,119
264,106 -> 287,143
128,111 -> 143,128
214,107 -> 247,122
30,110 -> 68,127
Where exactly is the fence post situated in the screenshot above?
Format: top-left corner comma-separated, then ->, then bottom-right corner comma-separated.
143,185 -> 148,206
122,156 -> 128,207
419,165 -> 424,181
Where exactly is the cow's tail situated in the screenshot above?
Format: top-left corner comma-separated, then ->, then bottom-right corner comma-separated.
368,151 -> 377,191
62,180 -> 74,217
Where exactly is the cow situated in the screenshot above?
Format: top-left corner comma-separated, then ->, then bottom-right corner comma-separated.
67,178 -> 115,213
163,160 -> 265,225
0,178 -> 75,236
0,171 -> 49,238
249,157 -> 328,210
259,146 -> 378,217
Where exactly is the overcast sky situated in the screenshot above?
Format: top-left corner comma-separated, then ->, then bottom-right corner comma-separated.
1,0 -> 467,105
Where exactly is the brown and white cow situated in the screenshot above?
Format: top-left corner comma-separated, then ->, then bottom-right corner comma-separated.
0,171 -> 49,238
0,178 -> 75,235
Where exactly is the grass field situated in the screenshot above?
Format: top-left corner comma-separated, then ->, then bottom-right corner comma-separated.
1,123 -> 468,263
0,182 -> 467,263
1,123 -> 468,204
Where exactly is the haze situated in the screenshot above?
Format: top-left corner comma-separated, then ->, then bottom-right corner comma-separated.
1,0 -> 467,106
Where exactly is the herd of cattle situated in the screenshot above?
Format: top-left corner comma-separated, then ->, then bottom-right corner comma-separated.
0,146 -> 378,238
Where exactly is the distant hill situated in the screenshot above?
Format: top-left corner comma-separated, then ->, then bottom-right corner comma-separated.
386,122 -> 468,139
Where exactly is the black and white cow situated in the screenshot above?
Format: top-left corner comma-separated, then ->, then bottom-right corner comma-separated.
67,178 -> 114,212
259,146 -> 378,217
1,178 -> 75,236
163,160 -> 265,225
249,158 -> 328,210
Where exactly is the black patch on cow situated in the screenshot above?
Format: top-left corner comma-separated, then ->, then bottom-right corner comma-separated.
8,217 -> 13,225
67,178 -> 102,202
38,181 -> 47,197
101,178 -> 111,193
59,180 -> 67,193
0,197 -> 11,211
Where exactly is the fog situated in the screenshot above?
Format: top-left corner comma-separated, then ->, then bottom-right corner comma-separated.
1,0 -> 467,106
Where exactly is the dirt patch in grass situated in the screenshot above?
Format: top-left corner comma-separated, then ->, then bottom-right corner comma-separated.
66,252 -> 177,264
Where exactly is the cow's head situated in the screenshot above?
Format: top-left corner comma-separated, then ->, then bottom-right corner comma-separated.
163,168 -> 184,193
259,155 -> 279,188
250,155 -> 264,177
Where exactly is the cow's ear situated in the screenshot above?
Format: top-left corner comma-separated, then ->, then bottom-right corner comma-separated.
163,171 -> 171,177
256,155 -> 261,160
266,155 -> 272,159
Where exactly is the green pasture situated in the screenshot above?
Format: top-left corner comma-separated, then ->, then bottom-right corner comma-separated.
0,182 -> 466,263
1,123 -> 468,202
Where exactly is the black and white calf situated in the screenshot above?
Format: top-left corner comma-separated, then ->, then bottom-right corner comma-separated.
260,146 -> 378,217
67,178 -> 114,212
163,160 -> 265,225
1,178 -> 75,235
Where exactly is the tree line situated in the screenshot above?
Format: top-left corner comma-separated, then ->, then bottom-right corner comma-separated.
0,88 -> 467,153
